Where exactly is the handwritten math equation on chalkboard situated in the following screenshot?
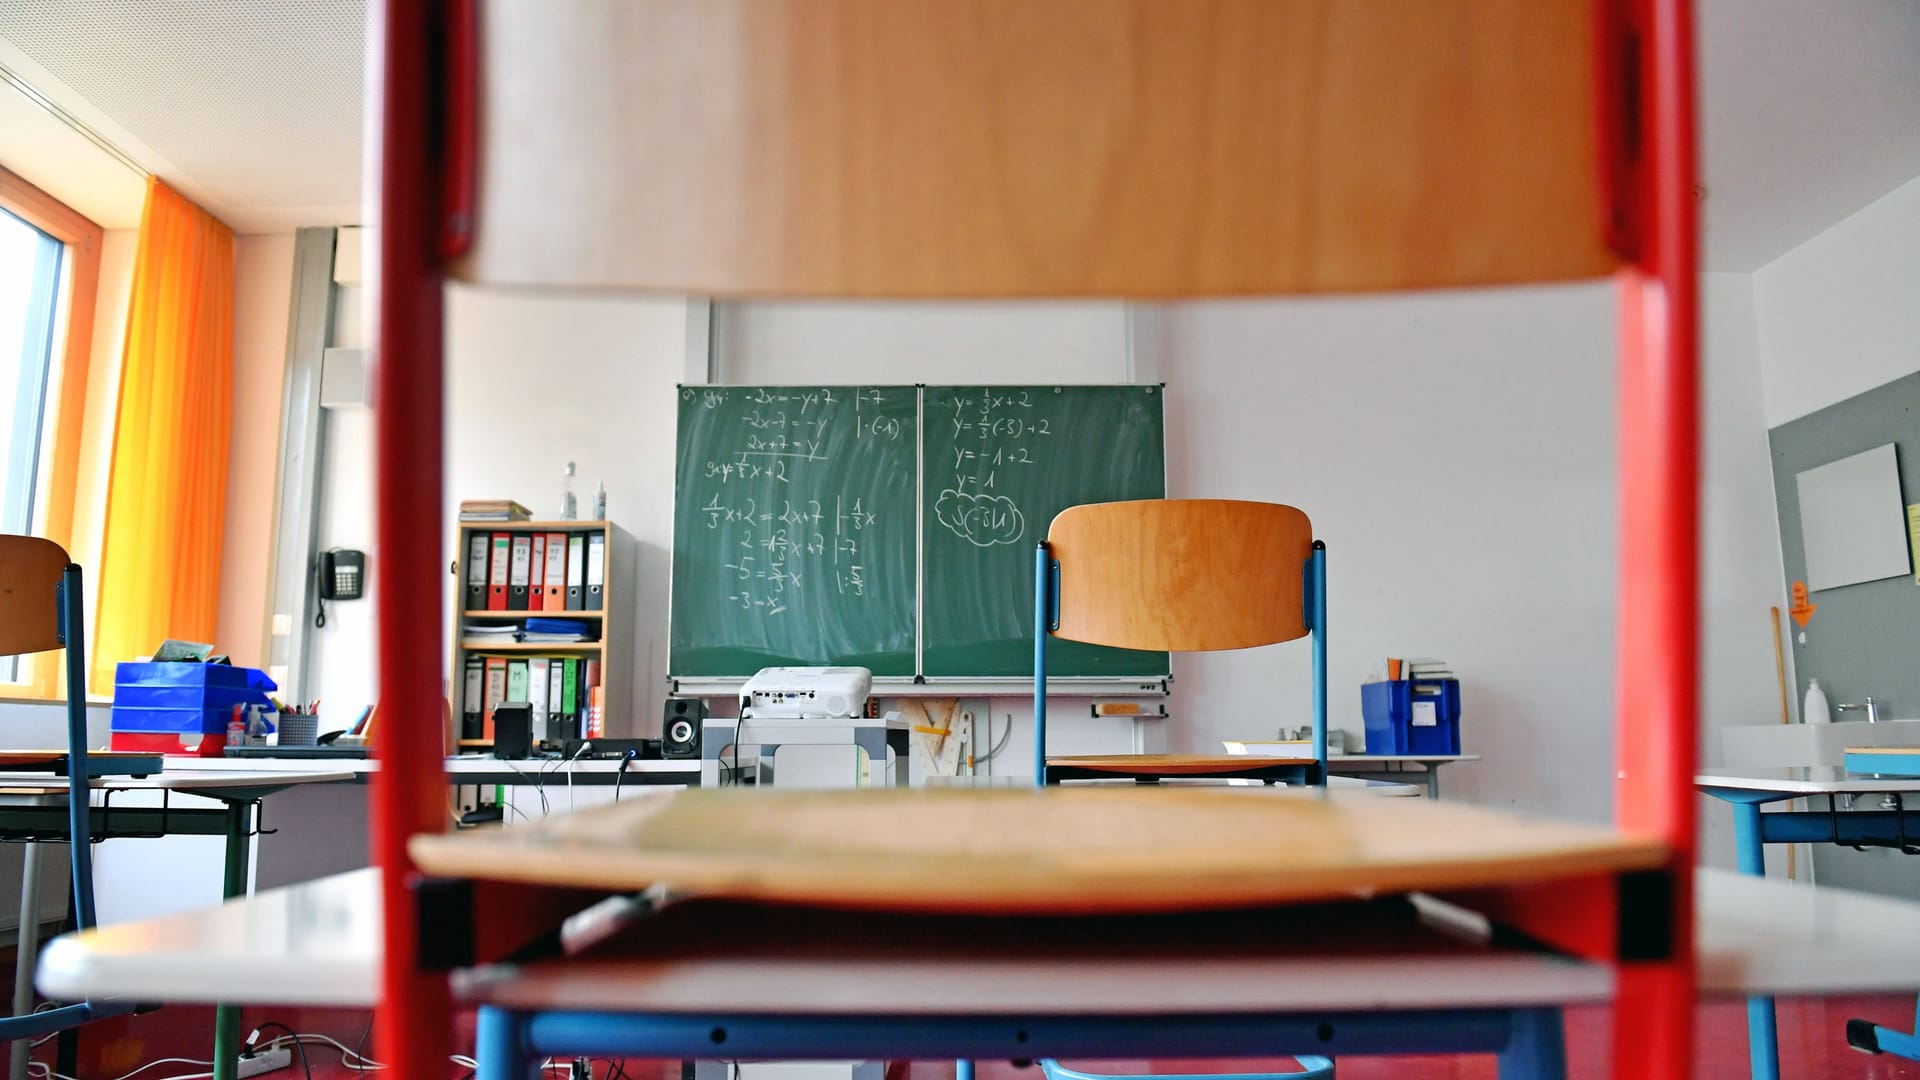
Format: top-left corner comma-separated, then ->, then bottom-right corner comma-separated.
682,386 -> 899,619
934,388 -> 1055,547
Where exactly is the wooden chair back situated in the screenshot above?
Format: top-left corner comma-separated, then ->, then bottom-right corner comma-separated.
1047,499 -> 1313,652
0,534 -> 73,658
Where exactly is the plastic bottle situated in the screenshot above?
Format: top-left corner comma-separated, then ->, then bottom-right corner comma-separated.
593,481 -> 606,521
1804,678 -> 1831,725
560,461 -> 578,520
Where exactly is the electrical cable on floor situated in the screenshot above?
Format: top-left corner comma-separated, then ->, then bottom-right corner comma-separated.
353,1019 -> 375,1074
253,1031 -> 383,1071
248,1023 -> 312,1080
26,1057 -> 212,1080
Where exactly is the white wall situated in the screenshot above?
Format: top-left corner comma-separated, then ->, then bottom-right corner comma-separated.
442,285 -> 688,733
1699,272 -> 1797,751
1169,281 -> 1778,854
305,286 -> 689,737
718,301 -> 1132,384
306,278 -> 375,722
1165,286 -> 1621,820
1754,173 -> 1920,425
215,233 -> 296,667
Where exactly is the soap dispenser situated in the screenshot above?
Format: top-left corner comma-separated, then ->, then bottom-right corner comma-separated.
1804,678 -> 1831,725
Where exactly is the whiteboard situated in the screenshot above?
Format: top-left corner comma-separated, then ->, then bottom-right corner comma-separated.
1795,443 -> 1912,591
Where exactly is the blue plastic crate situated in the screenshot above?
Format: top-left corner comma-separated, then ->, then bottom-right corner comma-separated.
1360,678 -> 1460,755
110,662 -> 278,736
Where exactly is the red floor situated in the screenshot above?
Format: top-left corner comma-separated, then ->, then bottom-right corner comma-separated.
25,995 -> 1920,1080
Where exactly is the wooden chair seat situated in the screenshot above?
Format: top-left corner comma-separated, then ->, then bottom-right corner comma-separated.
410,787 -> 1666,915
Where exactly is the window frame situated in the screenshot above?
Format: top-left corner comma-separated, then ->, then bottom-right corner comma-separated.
0,165 -> 104,700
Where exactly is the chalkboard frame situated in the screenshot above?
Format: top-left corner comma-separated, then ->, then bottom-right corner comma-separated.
670,384 -> 1173,685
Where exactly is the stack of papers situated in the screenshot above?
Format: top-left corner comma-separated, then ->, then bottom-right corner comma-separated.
1376,657 -> 1455,682
521,617 -> 594,643
462,623 -> 518,639
459,499 -> 532,522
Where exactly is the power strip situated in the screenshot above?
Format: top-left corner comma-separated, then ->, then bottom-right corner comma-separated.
237,1048 -> 292,1078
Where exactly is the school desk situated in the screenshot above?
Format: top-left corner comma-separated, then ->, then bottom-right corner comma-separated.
1223,745 -> 1483,799
1696,767 -> 1920,1080
171,754 -> 705,786
37,861 -> 1920,1079
0,768 -> 353,1080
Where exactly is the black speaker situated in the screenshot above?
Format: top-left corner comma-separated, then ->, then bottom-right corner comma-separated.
492,703 -> 533,759
663,699 -> 705,759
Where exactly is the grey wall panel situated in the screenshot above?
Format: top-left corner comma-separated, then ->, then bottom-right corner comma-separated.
1769,371 -> 1920,895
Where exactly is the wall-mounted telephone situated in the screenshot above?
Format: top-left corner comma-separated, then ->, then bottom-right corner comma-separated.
315,549 -> 366,628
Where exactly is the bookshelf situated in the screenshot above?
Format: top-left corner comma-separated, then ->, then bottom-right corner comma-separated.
448,518 -> 634,745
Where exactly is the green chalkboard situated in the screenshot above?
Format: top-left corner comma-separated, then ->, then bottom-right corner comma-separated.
670,385 -> 1169,680
921,386 -> 1168,676
670,386 -> 918,676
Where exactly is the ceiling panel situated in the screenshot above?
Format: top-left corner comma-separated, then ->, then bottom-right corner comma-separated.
0,0 -> 363,232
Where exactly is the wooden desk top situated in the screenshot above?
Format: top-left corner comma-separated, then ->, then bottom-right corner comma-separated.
410,787 -> 1664,915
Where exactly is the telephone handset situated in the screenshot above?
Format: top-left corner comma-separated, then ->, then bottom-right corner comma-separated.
315,549 -> 366,627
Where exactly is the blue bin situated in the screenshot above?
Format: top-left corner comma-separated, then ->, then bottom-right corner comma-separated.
1360,678 -> 1461,755
111,662 -> 278,739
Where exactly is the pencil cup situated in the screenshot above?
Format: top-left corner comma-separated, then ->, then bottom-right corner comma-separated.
279,710 -> 319,747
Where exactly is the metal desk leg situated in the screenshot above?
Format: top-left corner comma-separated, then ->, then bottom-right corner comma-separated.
1426,767 -> 1440,800
1497,1007 -> 1566,1079
477,1006 -> 538,1080
1846,994 -> 1920,1060
212,800 -> 256,1080
9,843 -> 43,1080
1733,802 -> 1780,1080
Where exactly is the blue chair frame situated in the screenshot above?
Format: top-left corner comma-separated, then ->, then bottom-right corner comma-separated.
1028,505 -> 1331,1079
1031,531 -> 1328,788
0,544 -> 132,1044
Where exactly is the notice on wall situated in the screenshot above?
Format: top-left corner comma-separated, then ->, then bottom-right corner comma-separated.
1909,504 -> 1920,586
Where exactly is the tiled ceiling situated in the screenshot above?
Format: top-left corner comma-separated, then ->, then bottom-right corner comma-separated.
0,0 -> 363,232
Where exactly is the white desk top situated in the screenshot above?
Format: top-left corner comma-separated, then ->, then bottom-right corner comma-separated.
0,768 -> 358,795
40,867 -> 382,1007
40,867 -> 1920,1011
1695,768 -> 1920,796
155,756 -> 701,778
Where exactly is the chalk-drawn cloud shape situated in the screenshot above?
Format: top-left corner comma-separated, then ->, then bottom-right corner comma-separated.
935,490 -> 1025,547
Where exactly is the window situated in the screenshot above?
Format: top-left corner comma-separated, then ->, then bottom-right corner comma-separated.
0,209 -> 65,684
0,167 -> 104,697
0,209 -> 64,536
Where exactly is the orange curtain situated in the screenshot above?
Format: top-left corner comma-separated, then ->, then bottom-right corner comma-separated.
89,177 -> 235,692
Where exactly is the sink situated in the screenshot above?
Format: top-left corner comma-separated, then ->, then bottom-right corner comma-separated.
1721,719 -> 1920,769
